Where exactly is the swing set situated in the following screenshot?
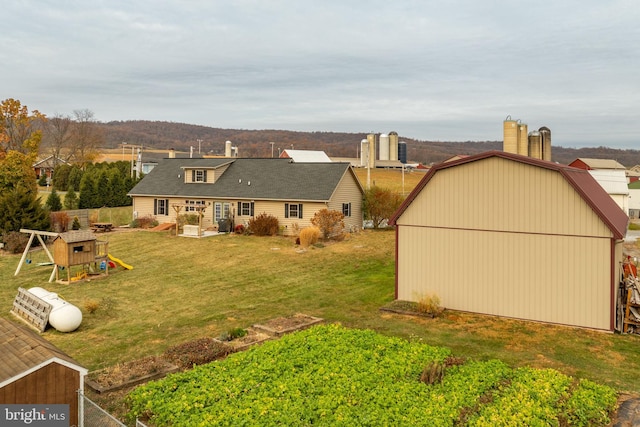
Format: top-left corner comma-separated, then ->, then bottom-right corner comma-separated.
14,229 -> 58,282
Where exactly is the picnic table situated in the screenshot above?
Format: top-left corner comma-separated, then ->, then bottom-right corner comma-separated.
91,222 -> 113,232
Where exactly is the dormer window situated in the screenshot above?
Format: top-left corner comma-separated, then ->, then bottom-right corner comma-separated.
192,169 -> 207,183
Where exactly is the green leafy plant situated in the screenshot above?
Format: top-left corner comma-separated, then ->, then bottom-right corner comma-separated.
219,327 -> 248,341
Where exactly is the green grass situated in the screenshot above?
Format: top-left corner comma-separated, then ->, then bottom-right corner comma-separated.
1,229 -> 639,398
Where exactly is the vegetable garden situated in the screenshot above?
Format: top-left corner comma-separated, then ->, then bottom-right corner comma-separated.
126,324 -> 617,426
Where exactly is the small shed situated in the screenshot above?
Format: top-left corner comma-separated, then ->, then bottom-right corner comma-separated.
390,151 -> 629,331
0,318 -> 87,426
53,231 -> 108,282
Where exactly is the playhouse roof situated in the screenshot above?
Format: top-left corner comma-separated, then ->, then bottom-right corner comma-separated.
56,230 -> 96,243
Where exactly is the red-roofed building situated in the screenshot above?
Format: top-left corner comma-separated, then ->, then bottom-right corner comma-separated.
390,151 -> 629,331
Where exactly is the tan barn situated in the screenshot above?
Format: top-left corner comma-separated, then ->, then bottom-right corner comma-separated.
0,318 -> 87,426
390,151 -> 629,331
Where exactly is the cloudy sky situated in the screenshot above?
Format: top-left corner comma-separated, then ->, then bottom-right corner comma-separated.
3,1 -> 639,148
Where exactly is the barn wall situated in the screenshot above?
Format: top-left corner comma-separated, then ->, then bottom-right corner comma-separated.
396,226 -> 613,330
0,362 -> 80,426
397,157 -> 613,238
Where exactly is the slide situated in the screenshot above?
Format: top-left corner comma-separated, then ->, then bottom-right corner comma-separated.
108,254 -> 133,270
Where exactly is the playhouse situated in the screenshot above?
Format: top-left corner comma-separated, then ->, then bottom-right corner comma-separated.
52,230 -> 109,282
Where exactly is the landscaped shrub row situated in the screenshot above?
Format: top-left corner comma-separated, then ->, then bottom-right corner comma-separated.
126,324 -> 617,426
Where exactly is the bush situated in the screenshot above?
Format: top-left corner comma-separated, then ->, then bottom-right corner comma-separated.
219,327 -> 248,341
130,215 -> 158,229
310,209 -> 345,240
178,213 -> 201,226
248,213 -> 279,236
38,174 -> 47,187
50,211 -> 70,233
299,226 -> 321,248
416,293 -> 444,317
1,231 -> 29,253
71,216 -> 81,230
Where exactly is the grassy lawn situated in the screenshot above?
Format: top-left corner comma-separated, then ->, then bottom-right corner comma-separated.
1,229 -> 639,396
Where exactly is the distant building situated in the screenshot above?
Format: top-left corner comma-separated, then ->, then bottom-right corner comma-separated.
569,158 -> 629,215
279,149 -> 332,163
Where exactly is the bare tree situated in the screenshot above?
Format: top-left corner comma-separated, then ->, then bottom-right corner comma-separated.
41,113 -> 73,164
69,109 -> 104,166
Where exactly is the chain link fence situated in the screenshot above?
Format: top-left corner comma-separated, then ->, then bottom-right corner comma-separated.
78,391 -> 127,427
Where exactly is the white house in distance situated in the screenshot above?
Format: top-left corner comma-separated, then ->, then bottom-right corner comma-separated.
568,158 -> 629,215
390,151 -> 628,331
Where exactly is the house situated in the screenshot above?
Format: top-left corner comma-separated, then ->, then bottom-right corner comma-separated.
32,155 -> 70,182
569,158 -> 629,214
629,181 -> 640,219
390,151 -> 628,331
0,318 -> 87,426
128,158 -> 364,235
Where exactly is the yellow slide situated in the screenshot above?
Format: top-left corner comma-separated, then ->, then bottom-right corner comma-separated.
108,254 -> 133,270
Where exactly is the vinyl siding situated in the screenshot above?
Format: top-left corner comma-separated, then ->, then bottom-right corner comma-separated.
327,170 -> 363,232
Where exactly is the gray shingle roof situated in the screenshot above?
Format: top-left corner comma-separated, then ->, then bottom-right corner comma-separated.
129,158 -> 359,201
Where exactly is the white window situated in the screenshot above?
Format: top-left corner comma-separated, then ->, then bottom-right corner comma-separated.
239,201 -> 254,216
191,169 -> 207,182
154,198 -> 168,215
285,203 -> 303,219
342,202 -> 352,217
185,200 -> 205,212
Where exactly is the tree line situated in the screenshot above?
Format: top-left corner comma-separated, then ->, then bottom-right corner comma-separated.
0,98 -> 138,250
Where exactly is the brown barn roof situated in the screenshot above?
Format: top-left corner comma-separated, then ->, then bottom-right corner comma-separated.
0,318 -> 86,388
390,151 -> 629,240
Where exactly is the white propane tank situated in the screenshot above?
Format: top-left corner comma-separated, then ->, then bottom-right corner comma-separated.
28,287 -> 82,333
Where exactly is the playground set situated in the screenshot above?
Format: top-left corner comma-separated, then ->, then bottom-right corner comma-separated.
11,229 -> 133,333
14,228 -> 132,283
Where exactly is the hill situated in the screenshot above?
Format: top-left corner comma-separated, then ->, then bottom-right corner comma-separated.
99,120 -> 640,167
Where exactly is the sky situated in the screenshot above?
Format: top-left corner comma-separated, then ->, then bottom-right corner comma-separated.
3,1 -> 639,149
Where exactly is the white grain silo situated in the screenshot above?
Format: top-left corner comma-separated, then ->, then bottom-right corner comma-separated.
539,126 -> 551,161
503,116 -> 518,154
225,141 -> 232,157
528,130 -> 542,159
517,123 -> 529,156
367,133 -> 377,169
360,139 -> 369,167
389,131 -> 399,161
379,133 -> 390,161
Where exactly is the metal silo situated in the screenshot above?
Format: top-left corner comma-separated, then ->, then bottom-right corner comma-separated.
379,133 -> 390,160
398,141 -> 407,164
517,123 -> 528,156
539,126 -> 551,161
367,133 -> 376,169
360,139 -> 369,167
225,141 -> 232,157
528,131 -> 542,159
389,131 -> 399,161
503,116 -> 518,154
